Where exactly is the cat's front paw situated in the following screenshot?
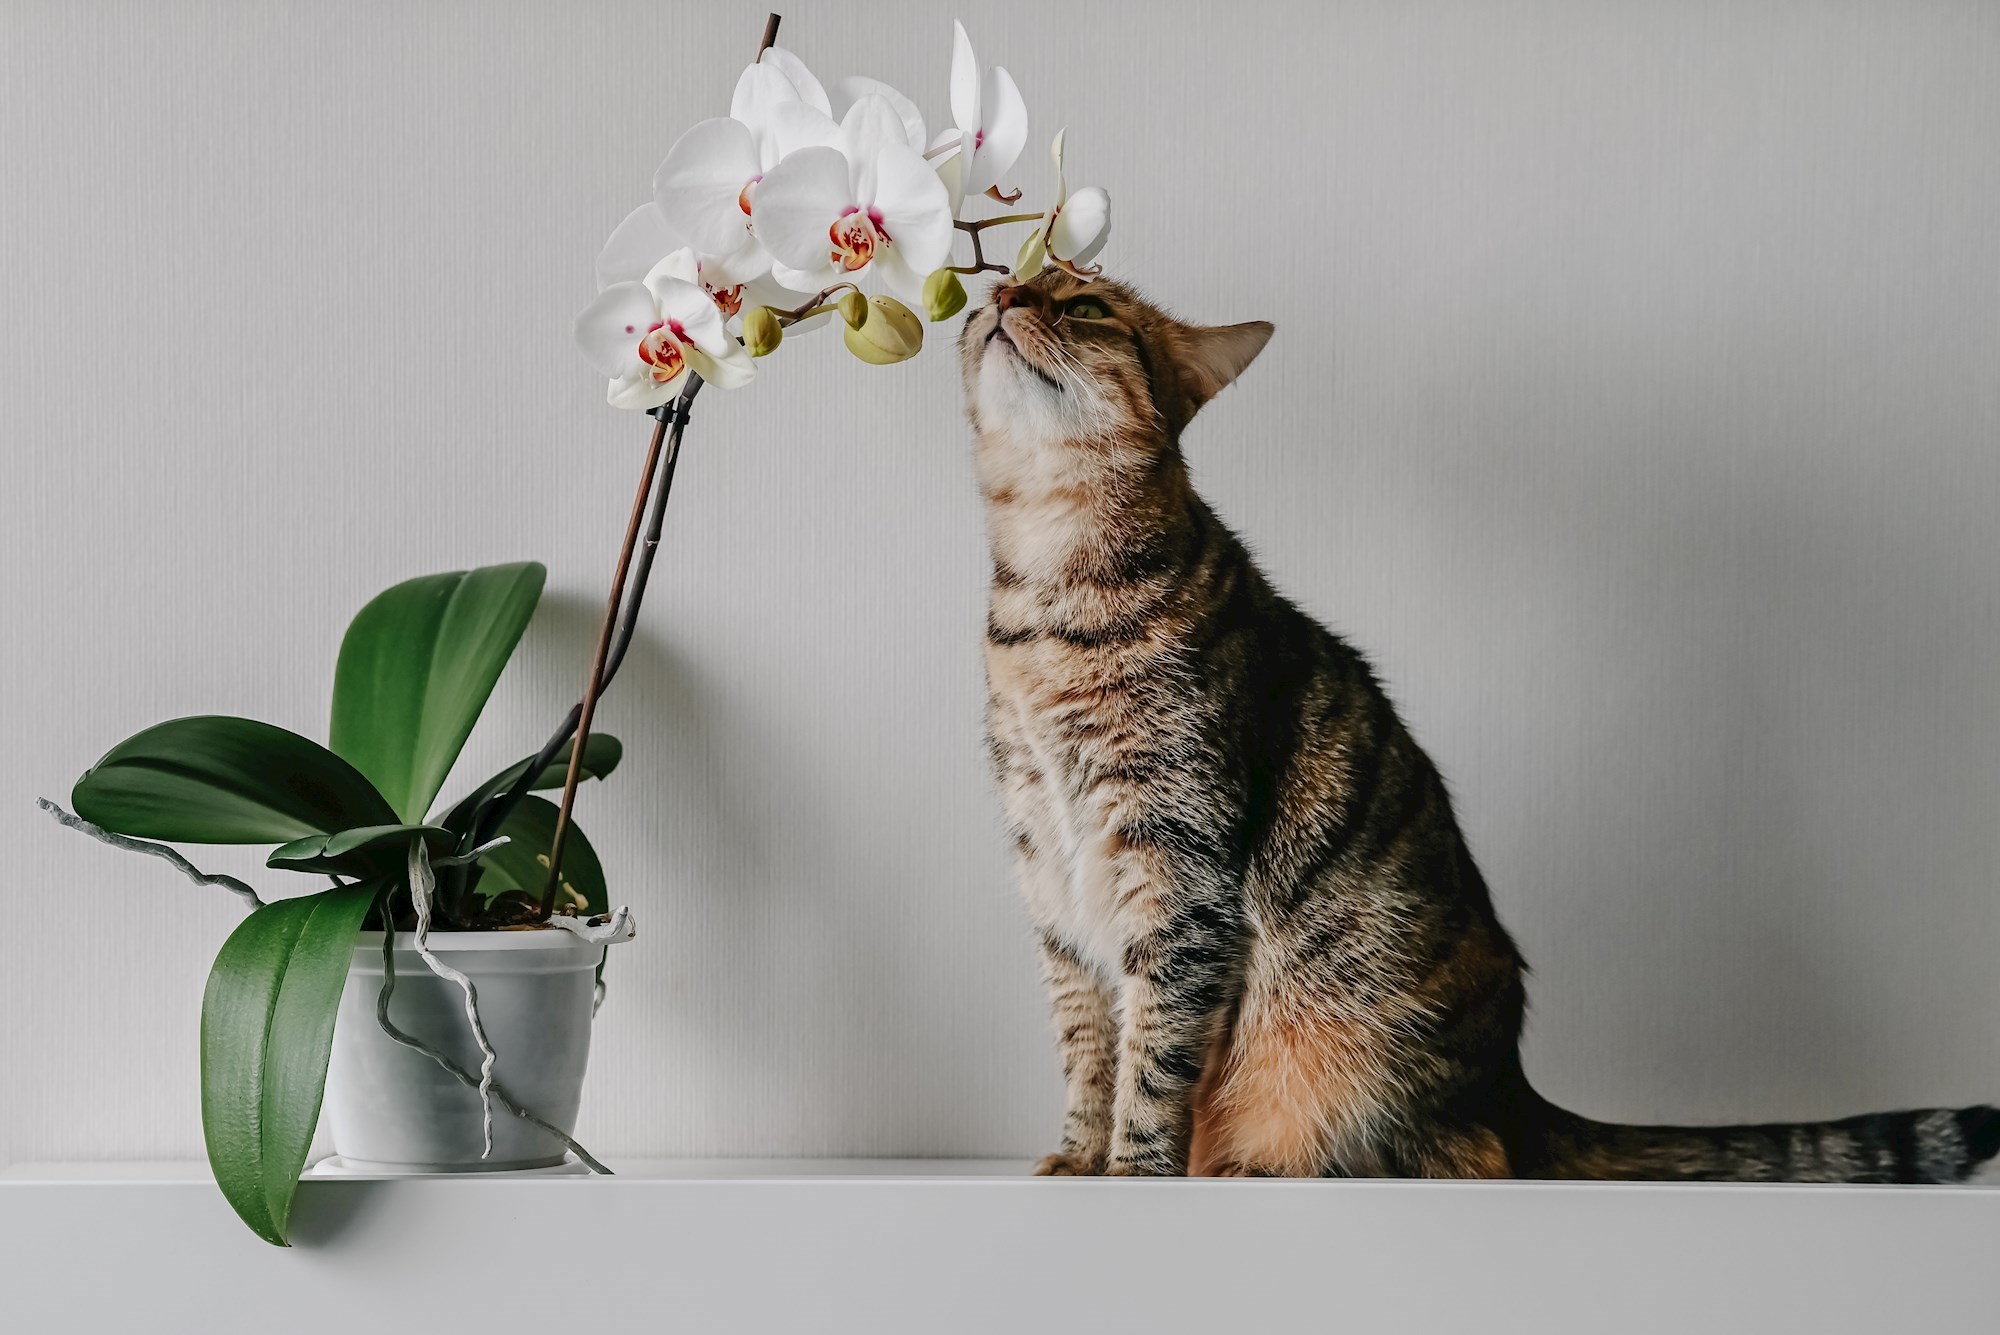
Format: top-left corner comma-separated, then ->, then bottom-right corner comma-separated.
1102,1154 -> 1178,1177
1033,1151 -> 1105,1176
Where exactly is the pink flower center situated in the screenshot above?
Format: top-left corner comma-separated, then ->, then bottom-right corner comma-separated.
974,129 -> 984,149
738,175 -> 762,216
635,323 -> 685,383
828,207 -> 887,272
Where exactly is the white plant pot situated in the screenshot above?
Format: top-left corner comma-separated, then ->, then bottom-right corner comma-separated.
324,926 -> 630,1174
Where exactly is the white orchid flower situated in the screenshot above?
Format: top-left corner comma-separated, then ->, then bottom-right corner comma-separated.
574,247 -> 755,411
1021,128 -> 1110,279
751,95 -> 954,302
929,21 -> 1027,216
596,202 -> 826,332
653,46 -> 841,259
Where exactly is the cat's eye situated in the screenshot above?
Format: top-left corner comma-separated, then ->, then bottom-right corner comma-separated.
1063,296 -> 1110,320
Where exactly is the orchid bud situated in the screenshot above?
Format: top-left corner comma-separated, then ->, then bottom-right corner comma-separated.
742,306 -> 783,357
922,269 -> 968,322
837,291 -> 870,330
842,296 -> 924,365
1046,186 -> 1111,274
1013,228 -> 1048,281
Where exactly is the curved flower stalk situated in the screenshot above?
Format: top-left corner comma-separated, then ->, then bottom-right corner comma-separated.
551,13 -> 1118,902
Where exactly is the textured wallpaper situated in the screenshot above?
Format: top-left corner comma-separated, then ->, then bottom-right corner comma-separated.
3,0 -> 1997,1168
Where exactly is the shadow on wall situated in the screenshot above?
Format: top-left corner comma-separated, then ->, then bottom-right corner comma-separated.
518,588 -> 995,1154
1369,329 -> 2000,1125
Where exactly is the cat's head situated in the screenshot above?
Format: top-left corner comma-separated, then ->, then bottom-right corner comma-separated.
958,270 -> 1273,448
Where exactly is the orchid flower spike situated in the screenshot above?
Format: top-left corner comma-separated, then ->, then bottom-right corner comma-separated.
929,21 -> 1028,216
752,95 -> 954,302
653,46 -> 840,262
1021,128 -> 1110,280
574,248 -> 756,410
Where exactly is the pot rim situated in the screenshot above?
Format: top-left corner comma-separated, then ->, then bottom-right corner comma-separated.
352,923 -> 635,952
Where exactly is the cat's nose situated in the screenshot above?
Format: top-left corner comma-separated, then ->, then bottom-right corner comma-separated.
993,284 -> 1043,315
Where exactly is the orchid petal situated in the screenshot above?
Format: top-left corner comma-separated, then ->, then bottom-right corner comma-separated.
595,203 -> 681,291
608,367 -> 681,411
836,76 -> 927,151
751,146 -> 854,271
731,62 -> 795,129
574,282 -> 658,380
869,244 -> 927,305
681,335 -> 757,390
841,94 -> 910,204
642,248 -> 700,290
965,65 -> 1027,194
759,45 -> 830,116
770,257 -> 834,292
654,117 -> 763,255
729,53 -> 831,144
650,273 -> 730,355
763,99 -> 842,165
866,142 -> 954,278
1048,185 -> 1109,266
949,20 -> 979,134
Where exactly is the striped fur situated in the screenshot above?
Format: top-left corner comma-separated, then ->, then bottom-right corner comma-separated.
961,271 -> 1999,1182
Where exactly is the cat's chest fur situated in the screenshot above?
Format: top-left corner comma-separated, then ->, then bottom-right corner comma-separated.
980,469 -> 1199,970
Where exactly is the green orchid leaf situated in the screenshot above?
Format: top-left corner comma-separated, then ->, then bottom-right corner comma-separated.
72,716 -> 398,844
330,562 -> 546,824
438,733 -> 624,840
201,881 -> 376,1246
266,824 -> 456,877
473,794 -> 608,916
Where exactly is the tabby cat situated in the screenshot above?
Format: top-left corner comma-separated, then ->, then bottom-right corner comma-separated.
961,270 -> 1999,1181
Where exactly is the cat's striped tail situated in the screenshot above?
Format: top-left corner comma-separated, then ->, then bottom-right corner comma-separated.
1525,1100 -> 2000,1183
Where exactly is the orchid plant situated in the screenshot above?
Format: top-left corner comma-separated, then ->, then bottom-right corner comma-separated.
542,13 -> 1111,893
33,12 -> 1106,1249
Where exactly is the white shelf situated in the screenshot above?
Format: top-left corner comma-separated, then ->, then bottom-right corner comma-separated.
4,1160 -> 1993,1332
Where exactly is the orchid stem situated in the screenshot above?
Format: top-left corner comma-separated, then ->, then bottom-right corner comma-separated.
951,213 -> 1048,275
956,213 -> 1044,231
757,14 -> 780,60
778,281 -> 856,323
535,378 -> 702,919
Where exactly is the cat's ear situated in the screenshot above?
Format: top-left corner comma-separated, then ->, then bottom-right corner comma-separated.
1179,320 -> 1274,408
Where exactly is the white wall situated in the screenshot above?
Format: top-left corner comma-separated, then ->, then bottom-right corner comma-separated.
3,0 -> 1997,1169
